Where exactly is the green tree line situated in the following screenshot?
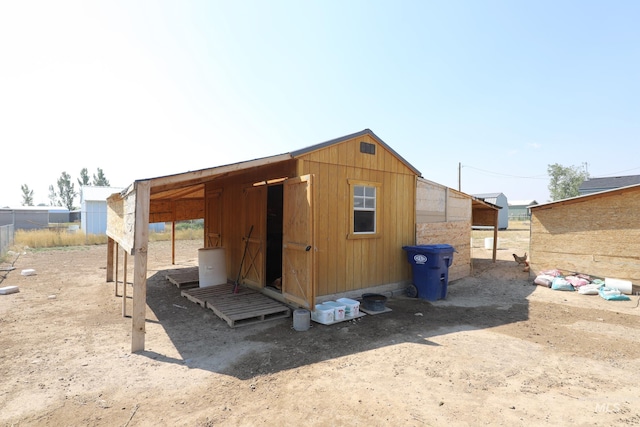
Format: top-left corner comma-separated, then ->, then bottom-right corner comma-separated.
20,168 -> 110,210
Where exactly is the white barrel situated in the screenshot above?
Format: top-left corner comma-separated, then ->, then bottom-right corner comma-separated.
198,247 -> 227,287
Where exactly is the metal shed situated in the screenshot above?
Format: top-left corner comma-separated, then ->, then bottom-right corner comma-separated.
0,206 -> 62,230
81,186 -> 126,235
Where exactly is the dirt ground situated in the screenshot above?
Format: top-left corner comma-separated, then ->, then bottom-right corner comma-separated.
1,237 -> 639,426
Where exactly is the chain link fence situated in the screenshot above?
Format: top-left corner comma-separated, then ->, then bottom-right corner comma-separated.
0,224 -> 15,257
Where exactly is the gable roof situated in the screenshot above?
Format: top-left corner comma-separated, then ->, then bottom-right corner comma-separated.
579,175 -> 640,192
291,128 -> 421,176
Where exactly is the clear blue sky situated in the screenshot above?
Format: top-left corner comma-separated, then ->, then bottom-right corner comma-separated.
1,0 -> 638,207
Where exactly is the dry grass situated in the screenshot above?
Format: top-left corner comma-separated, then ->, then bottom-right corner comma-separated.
11,221 -> 528,253
471,220 -> 531,254
13,227 -> 204,250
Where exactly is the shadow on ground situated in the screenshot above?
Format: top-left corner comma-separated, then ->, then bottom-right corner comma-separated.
143,257 -> 535,380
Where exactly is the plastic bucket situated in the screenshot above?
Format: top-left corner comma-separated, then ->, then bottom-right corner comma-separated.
322,301 -> 346,320
312,305 -> 334,324
293,309 -> 310,331
336,297 -> 360,317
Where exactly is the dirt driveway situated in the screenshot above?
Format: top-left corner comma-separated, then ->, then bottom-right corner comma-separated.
1,239 -> 639,426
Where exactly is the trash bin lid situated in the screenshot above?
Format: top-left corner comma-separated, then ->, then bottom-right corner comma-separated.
403,244 -> 455,253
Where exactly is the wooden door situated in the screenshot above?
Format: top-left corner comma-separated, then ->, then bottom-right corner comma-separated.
206,189 -> 223,247
241,185 -> 266,288
282,174 -> 316,308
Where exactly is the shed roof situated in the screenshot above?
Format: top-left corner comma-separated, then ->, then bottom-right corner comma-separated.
472,192 -> 505,199
0,206 -> 68,212
531,183 -> 640,210
509,200 -> 538,206
120,129 -> 420,206
579,175 -> 640,192
472,193 -> 505,207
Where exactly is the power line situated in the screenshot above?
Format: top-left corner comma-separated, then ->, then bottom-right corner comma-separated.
461,165 -> 547,180
592,166 -> 640,177
461,164 -> 640,180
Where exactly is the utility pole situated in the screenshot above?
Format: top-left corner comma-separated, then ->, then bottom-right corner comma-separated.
458,162 -> 461,191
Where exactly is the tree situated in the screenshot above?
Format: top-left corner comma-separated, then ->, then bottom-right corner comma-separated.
21,184 -> 34,206
78,168 -> 90,187
92,168 -> 110,186
48,185 -> 59,207
56,171 -> 77,210
547,163 -> 590,201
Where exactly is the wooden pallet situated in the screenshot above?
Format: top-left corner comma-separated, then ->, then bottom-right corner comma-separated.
181,283 -> 291,328
165,267 -> 200,289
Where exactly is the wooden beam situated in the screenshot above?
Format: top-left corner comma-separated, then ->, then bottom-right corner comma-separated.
492,212 -> 498,263
106,237 -> 114,282
131,180 -> 150,353
171,220 -> 176,265
115,242 -> 120,296
123,252 -> 128,317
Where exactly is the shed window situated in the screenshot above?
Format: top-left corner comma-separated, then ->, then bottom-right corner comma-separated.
353,185 -> 376,233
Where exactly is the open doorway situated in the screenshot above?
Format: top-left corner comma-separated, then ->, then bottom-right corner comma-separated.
265,184 -> 283,291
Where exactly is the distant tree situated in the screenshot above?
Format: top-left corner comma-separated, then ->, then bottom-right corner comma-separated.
20,184 -> 34,206
92,168 -> 110,186
547,163 -> 590,201
48,185 -> 59,207
56,171 -> 77,210
78,168 -> 90,187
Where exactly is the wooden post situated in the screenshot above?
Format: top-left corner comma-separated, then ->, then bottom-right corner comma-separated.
123,251 -> 128,317
115,242 -> 120,296
492,213 -> 498,263
171,220 -> 176,265
131,181 -> 150,353
106,237 -> 114,283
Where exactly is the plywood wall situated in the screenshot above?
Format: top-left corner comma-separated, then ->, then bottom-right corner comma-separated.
415,178 -> 472,281
530,188 -> 640,284
149,199 -> 204,223
416,221 -> 471,281
106,189 -> 135,253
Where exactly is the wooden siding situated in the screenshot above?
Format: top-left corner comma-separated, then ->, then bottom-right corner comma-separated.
530,188 -> 640,284
295,134 -> 417,297
204,160 -> 297,286
149,199 -> 204,223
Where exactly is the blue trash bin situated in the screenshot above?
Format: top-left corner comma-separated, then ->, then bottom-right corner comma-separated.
402,244 -> 455,301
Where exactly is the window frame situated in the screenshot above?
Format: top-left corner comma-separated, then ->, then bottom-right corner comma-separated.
348,179 -> 381,240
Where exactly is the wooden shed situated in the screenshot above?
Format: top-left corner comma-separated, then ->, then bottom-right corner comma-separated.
529,184 -> 640,285
106,129 -> 478,351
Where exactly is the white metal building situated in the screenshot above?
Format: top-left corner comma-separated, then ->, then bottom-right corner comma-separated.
472,192 -> 509,229
81,186 -> 125,235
